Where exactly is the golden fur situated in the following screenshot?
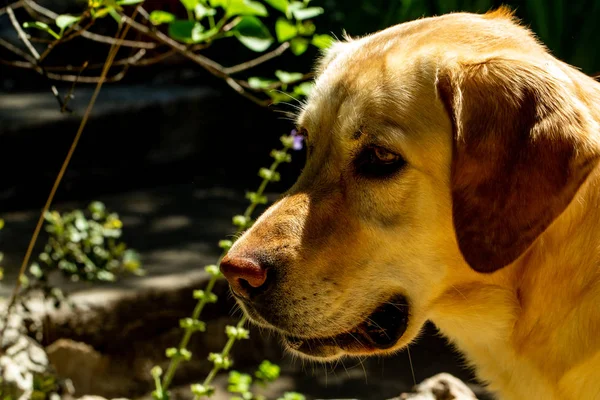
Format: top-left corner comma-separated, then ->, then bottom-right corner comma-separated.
224,8 -> 600,399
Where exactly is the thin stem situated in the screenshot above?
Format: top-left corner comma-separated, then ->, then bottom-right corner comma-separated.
224,42 -> 290,75
0,5 -> 140,348
159,141 -> 294,395
23,0 -> 156,49
6,6 -> 40,59
0,1 -> 24,16
202,316 -> 248,388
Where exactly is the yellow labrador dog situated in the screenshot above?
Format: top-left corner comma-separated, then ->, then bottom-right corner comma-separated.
220,8 -> 600,400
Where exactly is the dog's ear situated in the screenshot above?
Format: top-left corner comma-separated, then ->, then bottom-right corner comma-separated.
436,58 -> 599,273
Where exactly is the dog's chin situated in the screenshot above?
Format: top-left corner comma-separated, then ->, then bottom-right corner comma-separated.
242,294 -> 410,360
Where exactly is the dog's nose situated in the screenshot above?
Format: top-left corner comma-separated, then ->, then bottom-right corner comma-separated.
220,255 -> 268,299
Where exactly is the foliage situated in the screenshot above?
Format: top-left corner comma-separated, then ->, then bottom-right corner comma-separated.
151,131 -> 304,400
1,0 -> 334,106
0,202 -> 141,308
29,201 -> 143,285
226,360 -> 302,400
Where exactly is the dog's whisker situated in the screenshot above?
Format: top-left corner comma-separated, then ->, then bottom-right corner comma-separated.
407,345 -> 417,386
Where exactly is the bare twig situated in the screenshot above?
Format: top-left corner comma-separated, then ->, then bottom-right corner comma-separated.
6,6 -> 71,110
38,15 -> 93,62
224,42 -> 290,75
23,0 -> 156,49
1,49 -> 144,82
0,36 -> 37,63
121,14 -> 226,76
222,16 -> 242,32
62,61 -> 88,112
0,0 -> 23,16
225,77 -> 270,106
7,6 -> 40,58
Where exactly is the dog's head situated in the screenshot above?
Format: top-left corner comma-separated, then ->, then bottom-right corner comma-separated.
220,9 -> 600,360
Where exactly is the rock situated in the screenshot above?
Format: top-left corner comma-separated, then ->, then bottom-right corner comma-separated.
46,339 -> 110,395
396,373 -> 478,400
0,311 -> 57,400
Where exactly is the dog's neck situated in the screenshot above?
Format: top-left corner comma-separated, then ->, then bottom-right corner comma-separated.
430,164 -> 600,399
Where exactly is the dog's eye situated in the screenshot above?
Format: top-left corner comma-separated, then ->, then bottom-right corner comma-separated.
373,147 -> 398,163
354,146 -> 406,178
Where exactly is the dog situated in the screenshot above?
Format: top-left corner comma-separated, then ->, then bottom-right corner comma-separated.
220,8 -> 600,400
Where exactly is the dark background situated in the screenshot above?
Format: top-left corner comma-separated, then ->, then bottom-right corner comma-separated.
1,0 -> 599,211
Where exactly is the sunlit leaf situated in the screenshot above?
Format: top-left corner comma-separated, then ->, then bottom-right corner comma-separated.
116,0 -> 145,5
233,16 -> 273,52
56,15 -> 81,31
290,37 -> 308,55
292,6 -> 323,20
194,3 -> 217,20
108,7 -> 122,24
168,20 -> 205,43
248,76 -> 276,89
22,21 -> 60,39
275,18 -> 297,42
264,0 -> 288,13
311,33 -> 334,49
149,10 -> 176,25
268,90 -> 295,104
293,81 -> 314,97
297,20 -> 315,36
180,0 -> 199,10
275,70 -> 303,83
226,0 -> 268,17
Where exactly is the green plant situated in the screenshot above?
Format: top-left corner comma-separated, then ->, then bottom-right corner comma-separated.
225,360 -> 304,400
30,201 -> 142,283
151,131 -> 303,400
1,0 -> 333,107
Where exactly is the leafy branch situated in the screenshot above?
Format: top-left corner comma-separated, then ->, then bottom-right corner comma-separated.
0,0 -> 333,108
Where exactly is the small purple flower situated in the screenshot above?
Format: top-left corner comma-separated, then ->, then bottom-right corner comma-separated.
291,129 -> 304,151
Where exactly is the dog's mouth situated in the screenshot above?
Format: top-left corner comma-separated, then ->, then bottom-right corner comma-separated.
281,295 -> 409,358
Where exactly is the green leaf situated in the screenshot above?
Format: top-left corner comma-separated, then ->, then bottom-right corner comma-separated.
180,0 -> 199,10
248,76 -> 276,89
275,70 -> 303,83
297,20 -> 315,36
194,3 -> 217,20
275,18 -> 297,42
108,7 -> 122,24
22,21 -> 60,39
208,0 -> 227,7
292,6 -> 323,20
268,91 -> 294,104
311,33 -> 334,49
0,218 -> 4,230
293,81 -> 314,97
149,10 -> 176,25
56,15 -> 80,31
116,0 -> 145,5
290,37 -> 308,55
168,20 -> 205,43
233,16 -> 273,52
255,360 -> 281,383
264,0 -> 288,13
225,0 -> 268,17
